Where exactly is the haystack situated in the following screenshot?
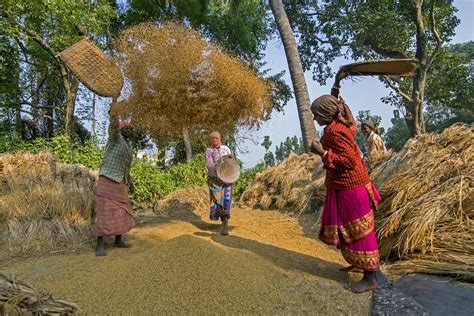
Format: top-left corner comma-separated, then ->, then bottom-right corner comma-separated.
240,153 -> 326,215
0,272 -> 78,314
0,152 -> 97,258
152,186 -> 208,220
372,124 -> 473,281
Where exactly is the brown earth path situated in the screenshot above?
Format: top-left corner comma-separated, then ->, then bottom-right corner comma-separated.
1,207 -> 372,315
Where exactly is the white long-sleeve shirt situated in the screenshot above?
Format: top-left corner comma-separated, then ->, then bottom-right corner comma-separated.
205,146 -> 232,177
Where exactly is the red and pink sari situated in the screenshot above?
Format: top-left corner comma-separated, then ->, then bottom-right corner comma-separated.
319,182 -> 381,271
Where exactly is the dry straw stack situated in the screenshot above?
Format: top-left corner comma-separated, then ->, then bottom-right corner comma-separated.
0,272 -> 78,314
371,123 -> 473,281
0,152 -> 97,258
153,187 -> 208,220
240,153 -> 326,216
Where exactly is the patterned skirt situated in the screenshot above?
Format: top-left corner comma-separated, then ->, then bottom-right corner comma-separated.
208,176 -> 232,221
319,182 -> 381,271
95,176 -> 135,237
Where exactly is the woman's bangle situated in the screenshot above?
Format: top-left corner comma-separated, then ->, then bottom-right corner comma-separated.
322,150 -> 328,159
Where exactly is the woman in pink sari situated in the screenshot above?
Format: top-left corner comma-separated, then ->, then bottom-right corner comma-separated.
310,90 -> 381,293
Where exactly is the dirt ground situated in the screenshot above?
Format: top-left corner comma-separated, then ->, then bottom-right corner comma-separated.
1,206 -> 372,315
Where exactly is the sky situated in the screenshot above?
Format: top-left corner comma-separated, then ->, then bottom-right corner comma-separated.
237,0 -> 474,169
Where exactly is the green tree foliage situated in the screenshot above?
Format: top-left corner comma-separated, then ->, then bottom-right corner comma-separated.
261,135 -> 275,166
284,0 -> 460,136
124,0 -> 269,62
385,117 -> 411,152
275,136 -> 304,162
1,0 -> 116,139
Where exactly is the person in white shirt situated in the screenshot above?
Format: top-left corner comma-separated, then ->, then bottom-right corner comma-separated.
361,118 -> 387,161
204,131 -> 233,235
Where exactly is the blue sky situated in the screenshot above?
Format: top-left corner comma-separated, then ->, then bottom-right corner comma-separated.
237,0 -> 474,168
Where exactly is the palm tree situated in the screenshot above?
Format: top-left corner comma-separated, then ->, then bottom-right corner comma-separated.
269,0 -> 317,151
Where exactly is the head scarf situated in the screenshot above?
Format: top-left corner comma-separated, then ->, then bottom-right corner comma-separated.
311,95 -> 356,130
362,118 -> 375,130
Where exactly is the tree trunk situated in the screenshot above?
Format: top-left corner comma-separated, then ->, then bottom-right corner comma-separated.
30,72 -> 43,138
269,0 -> 318,151
407,0 -> 428,137
182,128 -> 192,162
46,97 -> 55,138
64,76 -> 79,138
15,105 -> 23,137
91,92 -> 97,141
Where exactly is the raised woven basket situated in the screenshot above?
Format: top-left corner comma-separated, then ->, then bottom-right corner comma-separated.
58,37 -> 123,98
335,59 -> 418,85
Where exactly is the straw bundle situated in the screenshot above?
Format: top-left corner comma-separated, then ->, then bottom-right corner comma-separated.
240,153 -> 326,215
153,187 -> 208,220
372,124 -> 473,280
0,272 -> 78,314
0,152 -> 97,257
58,37 -> 123,98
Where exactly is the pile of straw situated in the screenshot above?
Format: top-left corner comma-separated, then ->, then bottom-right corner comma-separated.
240,153 -> 325,215
0,272 -> 78,314
371,124 -> 473,281
0,152 -> 97,258
153,186 -> 208,220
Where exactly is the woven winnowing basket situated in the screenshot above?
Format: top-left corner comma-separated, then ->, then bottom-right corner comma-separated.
335,59 -> 418,84
58,38 -> 123,98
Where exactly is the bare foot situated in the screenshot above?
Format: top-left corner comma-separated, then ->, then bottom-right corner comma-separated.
96,237 -> 106,256
345,279 -> 378,293
114,241 -> 131,248
221,219 -> 229,235
96,246 -> 106,256
339,266 -> 363,273
114,235 -> 131,248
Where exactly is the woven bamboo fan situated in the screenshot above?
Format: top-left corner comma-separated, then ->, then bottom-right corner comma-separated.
334,59 -> 418,86
57,37 -> 123,98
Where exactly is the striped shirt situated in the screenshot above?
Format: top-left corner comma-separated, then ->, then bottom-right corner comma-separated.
99,116 -> 133,184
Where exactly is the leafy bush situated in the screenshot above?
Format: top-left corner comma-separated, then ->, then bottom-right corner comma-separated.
130,156 -> 207,209
0,135 -> 103,169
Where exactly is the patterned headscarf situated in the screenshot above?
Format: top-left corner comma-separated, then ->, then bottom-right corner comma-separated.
311,95 -> 357,130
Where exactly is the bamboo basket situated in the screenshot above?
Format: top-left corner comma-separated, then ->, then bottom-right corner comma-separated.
58,37 -> 123,98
